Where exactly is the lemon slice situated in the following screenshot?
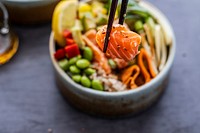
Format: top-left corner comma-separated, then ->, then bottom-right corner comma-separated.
52,0 -> 78,47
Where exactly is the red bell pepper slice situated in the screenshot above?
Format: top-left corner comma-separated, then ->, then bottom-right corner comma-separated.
65,44 -> 80,59
63,30 -> 72,39
66,38 -> 75,45
54,49 -> 66,60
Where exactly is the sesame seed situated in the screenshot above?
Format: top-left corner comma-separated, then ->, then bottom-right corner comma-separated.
117,45 -> 121,50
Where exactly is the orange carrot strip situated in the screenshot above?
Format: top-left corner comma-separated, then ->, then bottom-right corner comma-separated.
121,65 -> 140,89
140,33 -> 159,75
138,48 -> 157,83
82,36 -> 111,74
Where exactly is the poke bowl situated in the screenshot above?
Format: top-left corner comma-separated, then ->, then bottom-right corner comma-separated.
49,0 -> 176,117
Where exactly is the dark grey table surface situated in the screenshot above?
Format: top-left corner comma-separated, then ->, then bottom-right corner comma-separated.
0,0 -> 199,133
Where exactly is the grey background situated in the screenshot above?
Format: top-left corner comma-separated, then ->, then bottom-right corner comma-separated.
0,0 -> 199,133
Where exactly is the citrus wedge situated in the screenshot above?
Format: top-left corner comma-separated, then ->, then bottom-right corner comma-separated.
52,0 -> 78,47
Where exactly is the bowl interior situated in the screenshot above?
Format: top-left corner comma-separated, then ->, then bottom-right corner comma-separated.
49,1 -> 176,96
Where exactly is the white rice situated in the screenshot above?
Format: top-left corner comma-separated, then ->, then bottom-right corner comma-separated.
90,63 -> 127,92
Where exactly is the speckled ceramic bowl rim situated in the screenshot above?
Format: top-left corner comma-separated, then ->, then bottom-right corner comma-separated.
49,1 -> 176,97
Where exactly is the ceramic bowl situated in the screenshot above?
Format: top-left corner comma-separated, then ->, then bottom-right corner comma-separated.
49,1 -> 176,117
2,0 -> 60,24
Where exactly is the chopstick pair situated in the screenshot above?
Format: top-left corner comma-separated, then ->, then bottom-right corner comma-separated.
103,0 -> 129,53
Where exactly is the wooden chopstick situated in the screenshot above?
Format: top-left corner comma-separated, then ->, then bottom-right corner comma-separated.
103,0 -> 119,53
119,0 -> 129,25
103,0 -> 129,53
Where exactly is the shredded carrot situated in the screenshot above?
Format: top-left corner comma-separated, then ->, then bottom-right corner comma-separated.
140,33 -> 159,75
82,36 -> 111,74
138,48 -> 157,83
121,65 -> 140,89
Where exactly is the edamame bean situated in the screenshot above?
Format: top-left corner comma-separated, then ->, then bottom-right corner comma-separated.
84,68 -> 96,76
58,59 -> 69,71
69,56 -> 81,66
92,79 -> 104,91
134,20 -> 143,32
83,47 -> 93,61
108,59 -> 117,69
69,65 -> 81,74
76,59 -> 90,69
72,75 -> 81,83
77,55 -> 82,59
81,76 -> 91,88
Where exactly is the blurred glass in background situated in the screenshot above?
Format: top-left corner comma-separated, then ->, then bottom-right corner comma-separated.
0,0 -> 60,64
0,2 -> 18,65
1,0 -> 60,24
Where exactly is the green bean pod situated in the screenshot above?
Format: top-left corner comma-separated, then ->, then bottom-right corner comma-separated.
127,6 -> 150,18
72,75 -> 82,83
69,65 -> 81,74
58,59 -> 69,71
83,47 -> 93,61
69,55 -> 81,66
84,68 -> 96,76
92,79 -> 104,91
76,59 -> 90,69
108,59 -> 117,69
